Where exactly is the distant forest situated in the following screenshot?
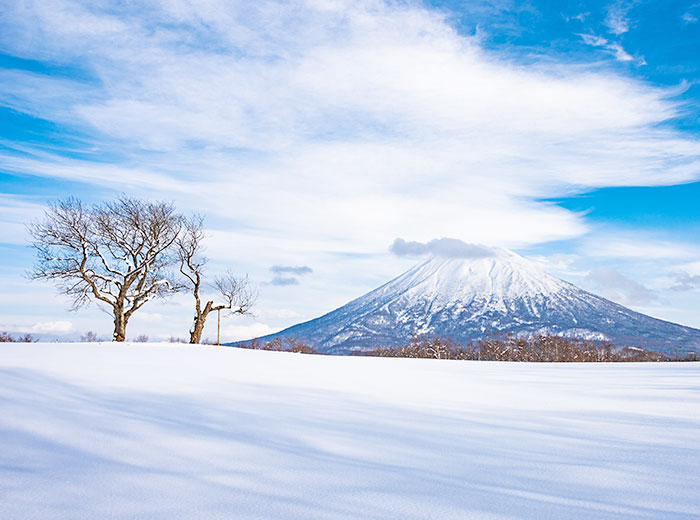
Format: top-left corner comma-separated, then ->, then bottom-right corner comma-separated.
240,334 -> 699,362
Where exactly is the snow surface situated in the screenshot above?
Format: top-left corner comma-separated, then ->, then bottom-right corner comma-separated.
1,342 -> 699,519
247,250 -> 700,355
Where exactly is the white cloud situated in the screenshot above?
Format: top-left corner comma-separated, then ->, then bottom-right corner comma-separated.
579,33 -> 637,63
390,238 -> 495,259
564,12 -> 589,23
586,267 -> 658,305
134,312 -> 165,322
584,237 -> 700,260
670,272 -> 700,291
267,265 -> 313,286
605,3 -> 632,35
528,254 -> 583,278
222,322 -> 277,342
270,265 -> 313,275
675,261 -> 700,276
607,42 -> 634,62
0,2 -> 696,260
580,33 -> 609,47
0,195 -> 47,245
269,276 -> 300,286
681,12 -> 697,24
29,320 -> 74,334
0,0 -> 700,333
259,308 -> 305,320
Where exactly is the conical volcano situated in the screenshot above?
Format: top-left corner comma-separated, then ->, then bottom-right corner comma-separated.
238,249 -> 700,355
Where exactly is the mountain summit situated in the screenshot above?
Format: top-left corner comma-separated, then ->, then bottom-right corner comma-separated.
239,249 -> 700,355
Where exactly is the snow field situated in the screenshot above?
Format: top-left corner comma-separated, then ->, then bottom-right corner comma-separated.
1,342 -> 699,519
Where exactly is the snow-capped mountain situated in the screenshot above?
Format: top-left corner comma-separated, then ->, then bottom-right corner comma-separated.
238,249 -> 700,355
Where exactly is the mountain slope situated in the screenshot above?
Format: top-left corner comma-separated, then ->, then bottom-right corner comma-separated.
238,249 -> 700,355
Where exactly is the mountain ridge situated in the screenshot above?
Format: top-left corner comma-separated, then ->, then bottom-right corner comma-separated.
232,249 -> 700,355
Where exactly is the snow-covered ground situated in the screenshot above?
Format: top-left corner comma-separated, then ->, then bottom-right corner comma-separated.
1,342 -> 698,519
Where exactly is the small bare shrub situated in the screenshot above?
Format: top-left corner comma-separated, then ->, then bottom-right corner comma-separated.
287,338 -> 317,354
81,331 -> 101,342
0,332 -> 35,343
238,336 -> 318,354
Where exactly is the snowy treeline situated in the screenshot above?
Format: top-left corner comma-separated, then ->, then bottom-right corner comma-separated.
364,335 -> 699,362
237,334 -> 699,362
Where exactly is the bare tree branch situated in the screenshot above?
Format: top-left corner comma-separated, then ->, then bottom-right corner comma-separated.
29,196 -> 184,341
213,273 -> 257,315
176,216 -> 255,344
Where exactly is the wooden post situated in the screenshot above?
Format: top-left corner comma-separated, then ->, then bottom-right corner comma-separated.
217,308 -> 221,346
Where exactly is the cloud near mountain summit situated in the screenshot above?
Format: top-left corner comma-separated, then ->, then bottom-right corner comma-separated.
390,238 -> 496,259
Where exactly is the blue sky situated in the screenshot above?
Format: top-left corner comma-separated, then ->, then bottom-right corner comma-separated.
1,0 -> 700,340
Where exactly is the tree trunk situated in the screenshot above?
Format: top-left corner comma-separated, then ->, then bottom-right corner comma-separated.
189,316 -> 205,344
113,309 -> 127,342
189,301 -> 213,344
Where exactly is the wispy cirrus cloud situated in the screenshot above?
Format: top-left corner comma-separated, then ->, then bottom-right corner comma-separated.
1,0 -> 700,334
578,2 -> 644,65
681,3 -> 700,24
605,2 -> 633,35
583,236 -> 700,260
0,0 -> 697,256
579,33 -> 638,63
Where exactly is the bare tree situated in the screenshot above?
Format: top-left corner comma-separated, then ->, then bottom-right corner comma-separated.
177,216 -> 256,344
29,196 -> 183,341
81,331 -> 101,342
